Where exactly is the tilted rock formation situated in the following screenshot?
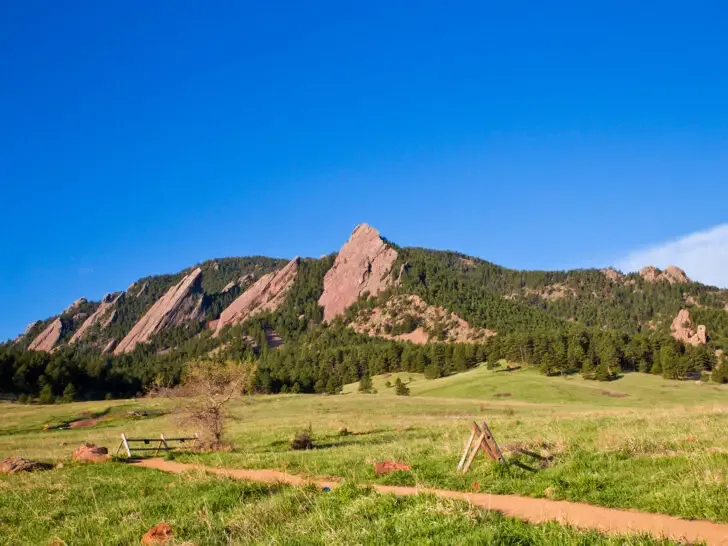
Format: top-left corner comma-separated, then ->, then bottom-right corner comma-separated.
670,309 -> 707,346
135,281 -> 149,297
15,321 -> 40,342
114,268 -> 204,354
69,293 -> 122,344
351,294 -> 496,344
64,297 -> 87,314
318,224 -> 398,322
214,258 -> 299,336
640,265 -> 691,284
28,318 -> 63,352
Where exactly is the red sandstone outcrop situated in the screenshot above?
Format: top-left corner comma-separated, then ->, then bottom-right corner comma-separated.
670,309 -> 707,346
351,294 -> 496,344
69,293 -> 122,344
601,268 -> 624,282
15,321 -> 39,342
27,318 -> 63,352
318,224 -> 398,322
640,265 -> 691,284
63,297 -> 87,315
664,265 -> 690,284
114,269 -> 204,354
214,258 -> 299,336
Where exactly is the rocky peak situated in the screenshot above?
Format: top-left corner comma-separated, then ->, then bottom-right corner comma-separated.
600,267 -> 624,282
664,265 -> 690,284
114,268 -> 204,354
318,223 -> 398,322
64,297 -> 87,315
214,257 -> 299,336
27,318 -> 63,352
670,309 -> 707,346
640,265 -> 691,284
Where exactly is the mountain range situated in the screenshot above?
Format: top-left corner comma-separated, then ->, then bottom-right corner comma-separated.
4,223 -> 728,400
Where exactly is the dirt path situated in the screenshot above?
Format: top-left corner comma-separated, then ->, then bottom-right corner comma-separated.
134,458 -> 728,545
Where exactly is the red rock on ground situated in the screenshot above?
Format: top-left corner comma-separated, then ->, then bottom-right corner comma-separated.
373,461 -> 412,476
72,443 -> 111,463
214,257 -> 299,336
670,309 -> 707,346
141,522 -> 174,545
28,318 -> 63,352
319,224 -> 398,322
0,456 -> 53,474
115,268 -> 204,354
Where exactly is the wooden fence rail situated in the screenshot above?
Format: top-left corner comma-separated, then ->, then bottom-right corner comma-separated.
114,433 -> 199,457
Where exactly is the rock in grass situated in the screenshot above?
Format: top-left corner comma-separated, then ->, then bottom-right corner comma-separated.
0,456 -> 53,474
141,522 -> 174,545
373,461 -> 411,476
72,443 -> 110,463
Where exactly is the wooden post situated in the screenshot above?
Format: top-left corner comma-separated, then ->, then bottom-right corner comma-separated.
153,438 -> 163,457
121,433 -> 132,457
481,421 -> 505,463
457,429 -> 477,471
461,431 -> 486,473
160,433 -> 170,455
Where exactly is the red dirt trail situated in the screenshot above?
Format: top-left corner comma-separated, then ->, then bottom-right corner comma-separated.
134,458 -> 728,545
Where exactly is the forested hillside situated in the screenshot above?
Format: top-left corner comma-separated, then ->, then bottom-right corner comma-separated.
2,223 -> 727,402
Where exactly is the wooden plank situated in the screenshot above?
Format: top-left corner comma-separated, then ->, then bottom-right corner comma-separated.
480,421 -> 505,463
125,437 -> 197,442
457,429 -> 477,471
160,433 -> 170,452
461,431 -> 486,473
121,433 -> 132,458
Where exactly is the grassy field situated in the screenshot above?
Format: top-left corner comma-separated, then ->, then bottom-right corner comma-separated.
1,367 -> 727,544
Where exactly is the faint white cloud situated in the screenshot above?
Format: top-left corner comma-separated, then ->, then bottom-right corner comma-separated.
78,267 -> 95,276
616,224 -> 728,288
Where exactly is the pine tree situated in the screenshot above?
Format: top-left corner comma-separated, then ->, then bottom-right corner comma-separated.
394,377 -> 410,396
61,383 -> 77,403
453,344 -> 468,372
712,354 -> 728,383
358,373 -> 373,394
38,384 -> 55,404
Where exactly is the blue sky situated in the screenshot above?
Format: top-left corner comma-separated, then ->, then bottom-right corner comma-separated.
2,2 -> 727,340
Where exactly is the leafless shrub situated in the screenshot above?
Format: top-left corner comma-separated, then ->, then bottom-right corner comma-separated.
180,359 -> 256,450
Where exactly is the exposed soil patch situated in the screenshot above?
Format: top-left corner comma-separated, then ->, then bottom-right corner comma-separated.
599,390 -> 630,398
133,458 -> 728,545
68,415 -> 114,428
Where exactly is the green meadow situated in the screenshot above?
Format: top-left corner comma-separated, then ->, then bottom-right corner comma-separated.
1,366 -> 727,544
